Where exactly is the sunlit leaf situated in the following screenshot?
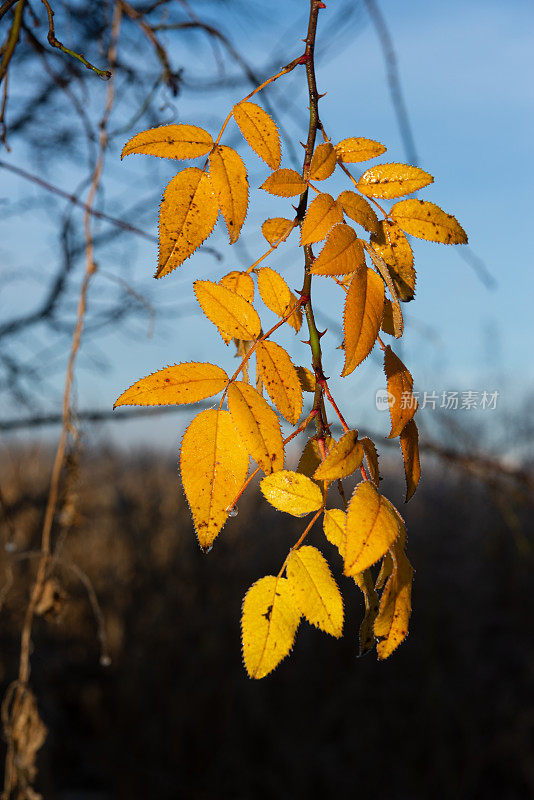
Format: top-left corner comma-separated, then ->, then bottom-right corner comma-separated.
357,163 -> 433,199
261,169 -> 307,197
375,545 -> 414,660
391,199 -> 467,244
227,381 -> 284,474
194,280 -> 261,341
344,481 -> 401,575
360,437 -> 380,487
286,546 -> 343,637
314,431 -> 364,481
370,220 -> 415,302
310,223 -> 365,276
209,145 -> 248,243
341,267 -> 384,375
337,190 -> 379,235
233,101 -> 281,169
256,267 -> 302,331
335,137 -> 386,164
300,193 -> 344,245
114,362 -> 228,408
323,508 -> 346,557
121,124 -> 213,160
219,270 -> 254,302
261,217 -> 295,246
309,142 -> 337,180
260,470 -> 323,517
256,341 -> 302,424
296,366 -> 316,393
383,345 -> 417,438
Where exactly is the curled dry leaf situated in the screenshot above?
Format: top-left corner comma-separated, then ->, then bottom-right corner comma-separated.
383,345 -> 418,438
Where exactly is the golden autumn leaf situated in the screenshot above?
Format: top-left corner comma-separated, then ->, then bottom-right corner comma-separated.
344,481 -> 401,575
261,169 -> 307,197
341,267 -> 384,375
390,199 -> 468,244
375,546 -> 414,660
157,168 -> 218,278
370,219 -> 415,302
286,546 -> 343,637
300,193 -> 344,245
227,381 -> 284,474
242,576 -> 300,679
337,190 -> 379,235
209,145 -> 248,244
261,217 -> 295,246
384,345 -> 417,438
314,431 -> 364,481
381,299 -> 396,336
260,470 -> 323,517
181,409 -> 249,550
360,437 -> 380,487
232,101 -> 281,169
114,362 -> 228,408
310,223 -> 365,276
219,270 -> 254,302
297,435 -> 333,489
194,280 -> 261,342
309,142 -> 337,180
353,568 -> 380,656
296,366 -> 316,393
256,267 -> 302,332
121,124 -> 213,160
335,137 -> 386,164
323,508 -> 346,557
357,163 -> 434,199
400,419 -> 421,502
363,243 -> 404,337
256,341 -> 302,424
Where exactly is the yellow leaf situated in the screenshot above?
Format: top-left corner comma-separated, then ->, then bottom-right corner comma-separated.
360,437 -> 380,487
114,362 -> 227,408
390,199 -> 467,244
261,169 -> 307,197
233,101 -> 281,169
344,481 -> 400,575
300,193 -> 344,245
286,546 -> 343,637
261,217 -> 295,246
260,470 -> 323,517
310,223 -> 365,276
256,341 -> 302,424
314,431 -> 364,481
363,244 -> 404,337
209,145 -> 248,244
400,419 -> 421,502
296,366 -> 315,393
370,220 -> 415,302
219,270 -> 254,302
375,546 -> 414,660
335,137 -> 386,164
241,575 -> 300,679
180,409 -> 249,550
256,267 -> 302,332
384,345 -> 417,438
309,142 -> 337,180
227,381 -> 284,474
341,267 -> 385,375
121,124 -> 213,160
194,280 -> 260,341
337,190 -> 379,235
157,168 -> 218,278
354,568 -> 380,656
297,435 -> 333,489
357,163 -> 434,199
323,508 -> 346,557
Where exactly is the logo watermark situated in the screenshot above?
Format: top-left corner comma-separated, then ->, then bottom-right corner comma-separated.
375,390 -> 500,412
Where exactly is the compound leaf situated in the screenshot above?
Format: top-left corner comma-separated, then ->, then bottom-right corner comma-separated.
121,124 -> 213,160
227,381 -> 284,474
114,362 -> 228,408
286,545 -> 343,637
233,101 -> 281,169
357,163 -> 434,199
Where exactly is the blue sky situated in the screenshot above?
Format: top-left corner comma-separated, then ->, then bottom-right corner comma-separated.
2,0 -> 532,450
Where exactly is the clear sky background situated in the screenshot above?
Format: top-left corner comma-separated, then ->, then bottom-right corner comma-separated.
1,0 -> 532,453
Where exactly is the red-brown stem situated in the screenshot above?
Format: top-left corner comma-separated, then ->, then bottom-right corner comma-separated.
277,508 -> 323,577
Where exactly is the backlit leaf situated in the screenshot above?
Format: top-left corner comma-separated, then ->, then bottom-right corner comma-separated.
296,366 -> 316,393
370,220 -> 415,302
375,545 -> 414,660
360,437 -> 380,487
180,409 -> 249,550
344,481 -> 400,575
261,217 -> 295,246
337,190 -> 379,235
209,145 -> 248,244
335,137 -> 386,164
121,124 -> 213,160
400,419 -> 421,502
256,341 -> 302,424
314,431 -> 364,481
323,508 -> 346,557
363,243 -> 404,336
227,381 -> 284,474
384,345 -> 417,438
219,270 -> 254,302
310,223 -> 365,276
157,168 -> 218,278
381,299 -> 396,336
297,436 -> 333,489
194,280 -> 260,341
300,193 -> 344,245
256,267 -> 302,331
353,568 -> 380,656
260,470 -> 323,517
309,142 -> 336,180
114,362 -> 228,408
357,163 -> 434,199
286,546 -> 343,637
261,169 -> 307,197
391,199 -> 468,244
242,576 -> 301,679
341,267 -> 384,375
233,101 -> 281,169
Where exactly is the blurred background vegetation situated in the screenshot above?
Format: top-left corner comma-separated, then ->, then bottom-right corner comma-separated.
0,0 -> 532,797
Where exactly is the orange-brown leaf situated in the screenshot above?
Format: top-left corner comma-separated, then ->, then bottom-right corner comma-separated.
337,190 -> 379,235
261,217 -> 295,246
357,163 -> 434,199
261,169 -> 307,197
209,145 -> 248,243
300,193 -> 344,245
335,137 -> 386,164
341,267 -> 384,375
232,101 -> 281,169
390,199 -> 468,244
121,124 -> 213,160
114,362 -> 228,408
310,223 -> 365,276
309,142 -> 337,180
400,419 -> 421,502
375,545 -> 414,659
256,341 -> 302,425
370,220 -> 415,302
383,345 -> 417,438
361,437 -> 380,487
